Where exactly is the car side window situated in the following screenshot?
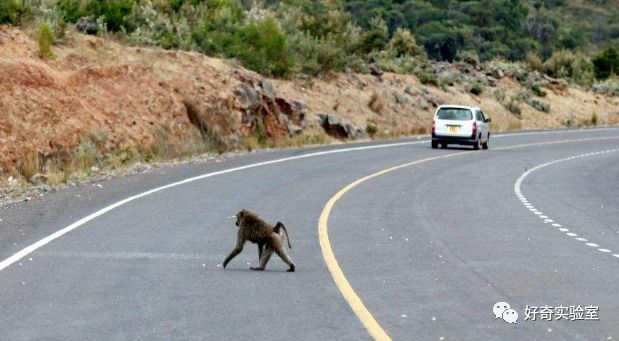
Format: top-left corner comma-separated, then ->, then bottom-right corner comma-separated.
479,111 -> 486,122
475,111 -> 483,121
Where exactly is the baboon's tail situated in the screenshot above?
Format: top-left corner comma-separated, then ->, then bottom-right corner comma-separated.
278,222 -> 292,249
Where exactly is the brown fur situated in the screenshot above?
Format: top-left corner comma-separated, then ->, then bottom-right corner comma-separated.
222,209 -> 295,272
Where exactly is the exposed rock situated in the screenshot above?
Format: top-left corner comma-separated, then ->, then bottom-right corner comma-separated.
404,86 -> 416,96
278,114 -> 302,135
393,92 -> 413,105
76,18 -> 99,35
369,63 -> 384,77
317,113 -> 367,139
415,97 -> 430,111
492,69 -> 504,79
486,76 -> 498,87
234,85 -> 260,110
261,79 -> 275,99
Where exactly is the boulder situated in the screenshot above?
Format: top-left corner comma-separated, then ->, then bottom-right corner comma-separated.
76,18 -> 99,35
234,85 -> 260,110
260,79 -> 275,99
393,92 -> 413,105
369,63 -> 384,76
318,113 -> 367,139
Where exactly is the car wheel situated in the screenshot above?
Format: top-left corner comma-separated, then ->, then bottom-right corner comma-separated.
473,136 -> 481,150
440,143 -> 447,149
431,141 -> 438,149
482,135 -> 489,150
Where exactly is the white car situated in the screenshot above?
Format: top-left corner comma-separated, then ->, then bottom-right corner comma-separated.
431,105 -> 491,150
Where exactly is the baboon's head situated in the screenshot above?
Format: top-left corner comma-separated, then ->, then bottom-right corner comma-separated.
235,209 -> 248,227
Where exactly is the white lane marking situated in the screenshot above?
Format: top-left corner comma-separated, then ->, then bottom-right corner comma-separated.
37,251 -> 209,260
0,139 -> 434,272
1,128 -> 617,272
514,148 -> 619,259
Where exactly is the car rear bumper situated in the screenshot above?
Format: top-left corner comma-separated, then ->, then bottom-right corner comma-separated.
432,133 -> 478,145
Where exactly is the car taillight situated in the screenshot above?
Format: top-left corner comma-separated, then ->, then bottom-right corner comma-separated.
472,121 -> 477,137
432,120 -> 435,134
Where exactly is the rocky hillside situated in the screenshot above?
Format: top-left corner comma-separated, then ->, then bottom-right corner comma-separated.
1,25 -> 618,189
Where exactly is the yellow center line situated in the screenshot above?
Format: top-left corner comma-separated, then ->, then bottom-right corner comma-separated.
317,135 -> 619,341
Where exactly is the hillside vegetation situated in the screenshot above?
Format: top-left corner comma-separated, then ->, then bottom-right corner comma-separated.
1,0 -> 618,84
0,0 -> 618,196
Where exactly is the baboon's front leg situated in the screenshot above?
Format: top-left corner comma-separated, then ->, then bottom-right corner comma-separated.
222,239 -> 245,268
257,243 -> 264,262
251,247 -> 272,271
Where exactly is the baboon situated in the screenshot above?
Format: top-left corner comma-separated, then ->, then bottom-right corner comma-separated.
222,209 -> 295,272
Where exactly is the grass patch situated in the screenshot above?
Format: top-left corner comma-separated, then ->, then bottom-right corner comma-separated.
37,22 -> 55,59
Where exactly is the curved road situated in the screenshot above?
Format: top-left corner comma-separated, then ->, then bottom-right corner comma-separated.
1,128 -> 618,340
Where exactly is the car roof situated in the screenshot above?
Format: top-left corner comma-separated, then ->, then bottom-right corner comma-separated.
437,104 -> 481,111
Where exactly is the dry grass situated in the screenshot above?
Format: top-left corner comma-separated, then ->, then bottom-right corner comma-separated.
18,151 -> 39,181
368,92 -> 385,114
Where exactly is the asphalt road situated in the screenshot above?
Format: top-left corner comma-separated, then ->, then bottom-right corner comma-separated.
1,127 -> 618,340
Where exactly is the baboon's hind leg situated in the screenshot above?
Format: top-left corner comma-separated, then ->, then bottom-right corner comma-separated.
251,247 -> 272,271
273,243 -> 295,272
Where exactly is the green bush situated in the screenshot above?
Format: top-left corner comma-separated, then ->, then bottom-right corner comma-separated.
543,50 -> 594,86
229,17 -> 292,77
470,82 -> 485,95
417,71 -> 438,86
59,0 -> 135,32
528,98 -> 550,113
592,47 -> 619,80
389,27 -> 423,57
365,122 -> 378,136
37,23 -> 55,59
530,83 -> 547,97
506,98 -> 522,117
0,0 -> 28,25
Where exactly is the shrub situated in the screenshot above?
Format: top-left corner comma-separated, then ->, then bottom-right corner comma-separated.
530,83 -> 546,97
389,27 -> 423,57
59,0 -> 135,32
591,112 -> 598,126
528,97 -> 551,113
365,122 -> 378,136
0,0 -> 28,25
527,52 -> 543,71
37,23 -> 55,59
592,77 -> 619,96
361,16 -> 388,53
417,71 -> 438,86
230,17 -> 292,77
592,47 -> 619,80
506,98 -> 522,117
542,49 -> 594,86
470,82 -> 485,95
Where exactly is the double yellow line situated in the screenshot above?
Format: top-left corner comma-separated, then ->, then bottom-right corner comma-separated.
317,136 -> 618,340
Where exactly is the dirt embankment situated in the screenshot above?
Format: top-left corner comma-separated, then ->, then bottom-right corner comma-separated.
1,25 -> 618,186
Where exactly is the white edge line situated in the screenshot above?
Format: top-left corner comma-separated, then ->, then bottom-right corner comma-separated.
2,140 -> 428,271
2,128 -> 618,271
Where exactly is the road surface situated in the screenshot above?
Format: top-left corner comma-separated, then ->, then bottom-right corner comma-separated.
1,127 -> 618,340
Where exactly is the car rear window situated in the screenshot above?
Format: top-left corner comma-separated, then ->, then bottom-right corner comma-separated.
436,108 -> 473,120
